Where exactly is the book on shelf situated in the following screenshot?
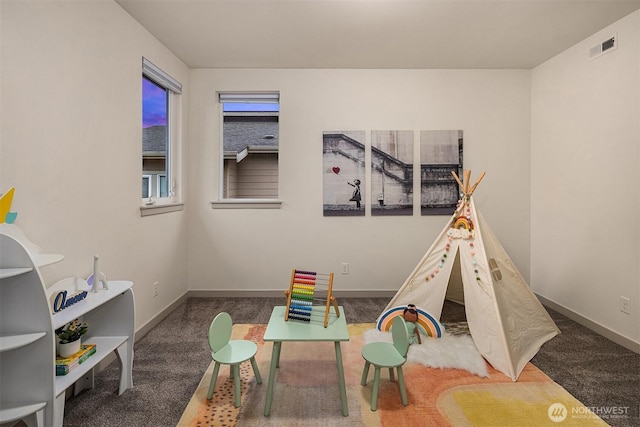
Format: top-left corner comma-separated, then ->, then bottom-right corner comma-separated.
56,344 -> 96,376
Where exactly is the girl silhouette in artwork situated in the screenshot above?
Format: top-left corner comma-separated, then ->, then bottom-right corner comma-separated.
348,179 -> 361,209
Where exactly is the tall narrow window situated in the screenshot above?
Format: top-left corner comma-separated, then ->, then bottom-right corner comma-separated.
219,92 -> 279,200
142,77 -> 168,198
142,58 -> 181,202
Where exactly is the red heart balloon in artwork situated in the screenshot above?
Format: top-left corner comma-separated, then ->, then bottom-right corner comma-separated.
332,167 -> 340,174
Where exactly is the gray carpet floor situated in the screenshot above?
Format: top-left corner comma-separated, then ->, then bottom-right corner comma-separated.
61,297 -> 639,426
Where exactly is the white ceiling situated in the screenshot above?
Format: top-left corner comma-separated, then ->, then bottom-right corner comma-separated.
116,0 -> 640,69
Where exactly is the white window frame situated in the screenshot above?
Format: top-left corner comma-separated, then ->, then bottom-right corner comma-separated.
212,91 -> 282,209
142,174 -> 152,199
141,58 -> 184,216
156,174 -> 168,197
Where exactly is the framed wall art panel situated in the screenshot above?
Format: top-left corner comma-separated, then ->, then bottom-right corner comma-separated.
322,131 -> 366,217
371,130 -> 414,216
420,130 -> 463,215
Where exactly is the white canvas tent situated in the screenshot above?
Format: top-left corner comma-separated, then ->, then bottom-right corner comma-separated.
382,171 -> 560,381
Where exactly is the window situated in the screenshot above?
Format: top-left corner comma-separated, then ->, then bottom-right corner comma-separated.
142,58 -> 181,210
157,174 -> 168,198
217,92 -> 280,205
142,175 -> 151,198
142,77 -> 168,199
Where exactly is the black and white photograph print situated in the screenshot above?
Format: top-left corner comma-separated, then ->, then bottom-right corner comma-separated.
323,131 -> 366,216
371,130 -> 414,216
420,130 -> 463,215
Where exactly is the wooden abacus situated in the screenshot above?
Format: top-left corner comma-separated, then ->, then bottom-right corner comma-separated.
284,269 -> 339,327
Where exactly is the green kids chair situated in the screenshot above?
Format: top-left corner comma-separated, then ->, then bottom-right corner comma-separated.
360,315 -> 410,411
207,312 -> 262,407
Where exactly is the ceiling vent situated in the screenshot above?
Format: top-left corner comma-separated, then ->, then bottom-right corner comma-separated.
588,33 -> 617,61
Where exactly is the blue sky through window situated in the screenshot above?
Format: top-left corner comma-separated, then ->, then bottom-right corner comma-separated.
143,77 -> 167,128
223,103 -> 279,113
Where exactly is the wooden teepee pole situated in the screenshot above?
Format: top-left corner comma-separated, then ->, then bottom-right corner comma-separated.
451,171 -> 464,191
468,171 -> 486,195
463,170 -> 471,194
451,170 -> 486,197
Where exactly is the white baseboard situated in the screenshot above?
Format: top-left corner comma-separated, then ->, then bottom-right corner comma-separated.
537,294 -> 640,353
187,289 -> 398,299
188,289 -> 284,298
135,293 -> 189,341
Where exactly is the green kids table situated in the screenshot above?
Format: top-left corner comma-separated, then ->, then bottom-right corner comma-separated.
263,305 -> 350,416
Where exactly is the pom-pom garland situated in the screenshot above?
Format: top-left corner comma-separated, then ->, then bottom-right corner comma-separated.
424,231 -> 482,283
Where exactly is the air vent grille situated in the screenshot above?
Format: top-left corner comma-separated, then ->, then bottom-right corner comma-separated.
588,34 -> 617,61
602,37 -> 616,51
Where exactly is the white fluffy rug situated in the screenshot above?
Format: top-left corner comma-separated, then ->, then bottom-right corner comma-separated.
363,328 -> 488,377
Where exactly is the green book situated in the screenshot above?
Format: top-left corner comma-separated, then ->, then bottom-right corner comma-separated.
56,344 -> 96,376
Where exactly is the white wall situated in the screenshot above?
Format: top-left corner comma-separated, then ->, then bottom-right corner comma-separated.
531,11 -> 639,344
2,1 -> 635,349
0,1 -> 190,331
188,69 -> 532,295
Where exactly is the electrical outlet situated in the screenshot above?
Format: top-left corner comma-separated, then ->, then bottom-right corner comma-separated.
620,296 -> 630,315
341,263 -> 349,274
153,281 -> 159,298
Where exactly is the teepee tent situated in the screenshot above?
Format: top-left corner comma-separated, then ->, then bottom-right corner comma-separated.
382,171 -> 559,381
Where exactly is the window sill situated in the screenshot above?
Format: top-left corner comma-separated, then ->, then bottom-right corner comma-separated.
210,199 -> 283,209
140,202 -> 184,216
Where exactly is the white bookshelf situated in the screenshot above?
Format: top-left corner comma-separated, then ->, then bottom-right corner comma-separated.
0,332 -> 47,351
51,280 -> 135,405
0,229 -> 135,427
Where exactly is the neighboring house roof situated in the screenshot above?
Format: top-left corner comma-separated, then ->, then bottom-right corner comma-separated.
224,116 -> 279,154
143,119 -> 279,159
143,125 -> 166,156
